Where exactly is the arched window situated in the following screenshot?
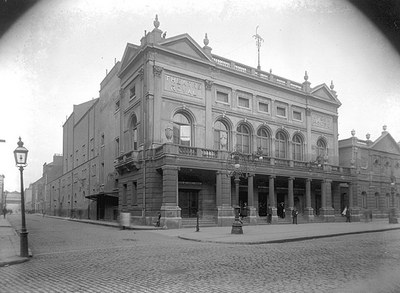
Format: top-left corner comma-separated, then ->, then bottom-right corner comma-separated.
361,191 -> 367,209
275,131 -> 288,158
375,192 -> 380,209
236,124 -> 250,153
257,128 -> 270,156
316,138 -> 327,158
292,134 -> 303,161
214,120 -> 229,150
173,112 -> 192,146
130,115 -> 138,150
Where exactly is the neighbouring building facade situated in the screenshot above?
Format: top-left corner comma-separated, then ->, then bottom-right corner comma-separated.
35,16 -> 399,228
44,64 -> 122,221
339,126 -> 400,220
31,154 -> 63,214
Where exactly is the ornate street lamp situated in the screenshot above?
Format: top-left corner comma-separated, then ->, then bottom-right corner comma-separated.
13,137 -> 29,257
227,150 -> 249,234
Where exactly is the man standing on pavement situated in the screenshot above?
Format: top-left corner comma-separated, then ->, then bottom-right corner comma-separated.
345,207 -> 351,222
292,208 -> 298,224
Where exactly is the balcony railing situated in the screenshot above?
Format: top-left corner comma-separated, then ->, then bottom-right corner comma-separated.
141,143 -> 354,177
212,54 -> 305,92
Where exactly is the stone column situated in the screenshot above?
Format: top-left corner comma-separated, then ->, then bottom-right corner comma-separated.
304,178 -> 314,222
247,174 -> 257,225
269,175 -> 278,223
287,177 -> 294,220
332,182 -> 341,215
160,165 -> 181,228
216,171 -> 234,226
320,179 -> 335,222
348,182 -> 360,222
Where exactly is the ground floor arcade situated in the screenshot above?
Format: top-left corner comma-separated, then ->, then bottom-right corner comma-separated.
157,166 -> 358,228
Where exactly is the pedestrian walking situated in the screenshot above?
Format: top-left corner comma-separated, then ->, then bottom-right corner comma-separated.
345,207 -> 351,222
292,208 -> 298,224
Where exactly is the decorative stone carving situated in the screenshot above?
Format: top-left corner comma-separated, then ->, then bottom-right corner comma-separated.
153,65 -> 163,76
165,126 -> 173,142
205,79 -> 213,90
139,68 -> 144,80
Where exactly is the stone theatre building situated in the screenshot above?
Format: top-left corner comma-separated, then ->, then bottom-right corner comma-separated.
113,16 -> 355,228
36,16 -> 399,228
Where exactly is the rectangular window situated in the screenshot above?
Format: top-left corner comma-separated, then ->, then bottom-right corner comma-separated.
216,91 -> 229,103
258,102 -> 269,113
362,192 -> 367,209
101,133 -> 105,146
180,125 -> 191,145
130,86 -> 136,99
115,100 -> 120,111
122,184 -> 127,205
131,181 -> 137,206
115,137 -> 120,157
238,96 -> 250,108
276,106 -> 286,117
293,111 -> 302,121
132,129 -> 138,150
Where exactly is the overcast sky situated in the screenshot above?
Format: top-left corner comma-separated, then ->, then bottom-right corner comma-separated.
1,0 -> 400,191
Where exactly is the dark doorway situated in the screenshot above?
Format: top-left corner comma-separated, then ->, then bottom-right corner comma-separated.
341,193 -> 348,213
179,190 -> 199,218
258,191 -> 268,216
315,192 -> 321,216
277,194 -> 286,218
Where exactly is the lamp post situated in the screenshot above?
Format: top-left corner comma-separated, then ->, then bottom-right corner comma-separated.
13,137 -> 29,257
227,150 -> 248,234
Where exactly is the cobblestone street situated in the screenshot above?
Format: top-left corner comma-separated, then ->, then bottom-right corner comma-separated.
1,215 -> 400,293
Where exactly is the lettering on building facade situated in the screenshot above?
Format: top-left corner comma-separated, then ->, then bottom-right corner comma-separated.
311,113 -> 333,130
165,74 -> 202,97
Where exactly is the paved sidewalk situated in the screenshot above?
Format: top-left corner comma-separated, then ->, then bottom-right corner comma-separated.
0,217 -> 30,267
153,220 -> 400,244
2,214 -> 400,267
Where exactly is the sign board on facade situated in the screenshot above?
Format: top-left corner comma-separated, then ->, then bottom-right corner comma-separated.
311,113 -> 333,130
164,74 -> 202,97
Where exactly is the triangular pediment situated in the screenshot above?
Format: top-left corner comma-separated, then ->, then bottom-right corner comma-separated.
119,43 -> 140,75
311,84 -> 341,105
371,132 -> 400,155
159,34 -> 212,62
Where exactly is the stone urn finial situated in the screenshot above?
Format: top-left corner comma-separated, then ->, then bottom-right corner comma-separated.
203,33 -> 209,46
304,71 -> 308,81
351,129 -> 356,137
383,125 -> 387,132
330,80 -> 334,90
154,14 -> 160,29
366,133 -> 371,140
